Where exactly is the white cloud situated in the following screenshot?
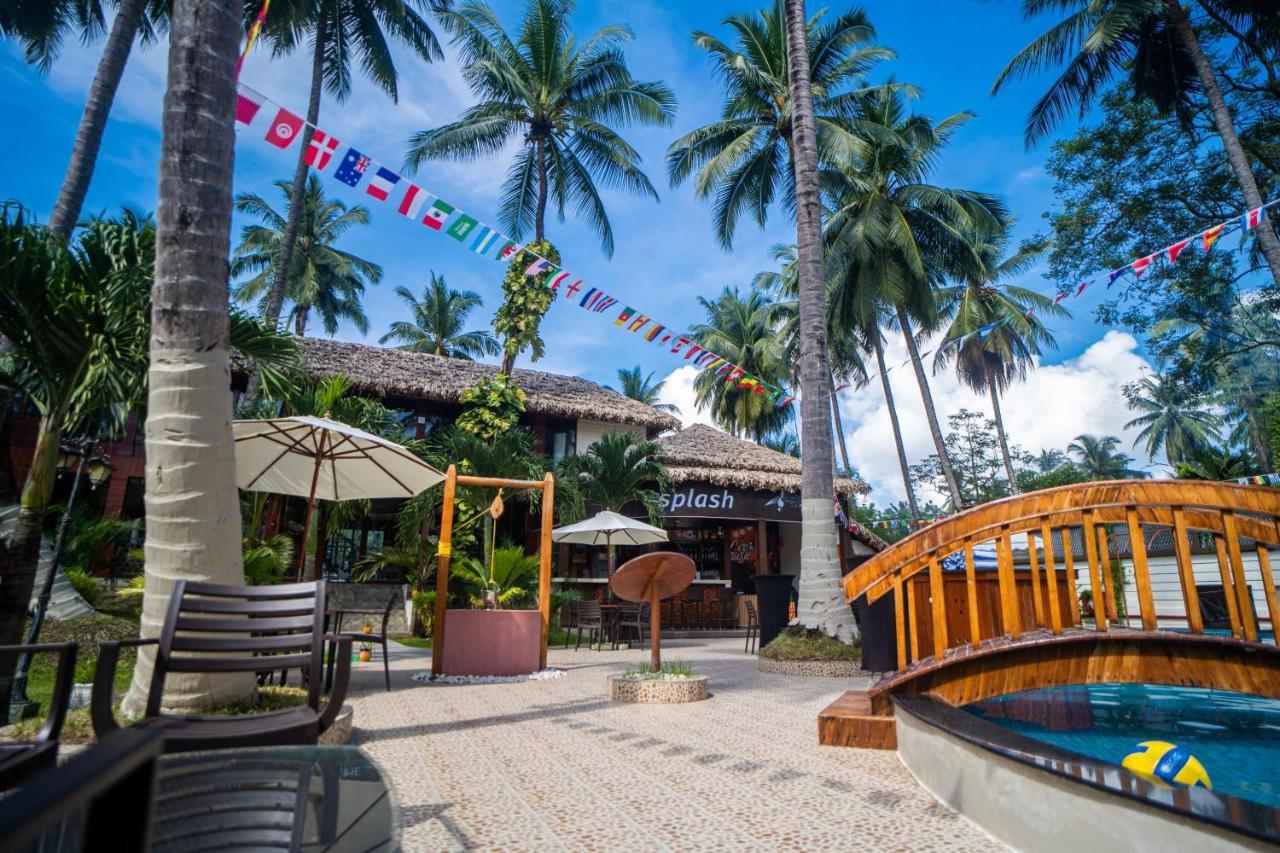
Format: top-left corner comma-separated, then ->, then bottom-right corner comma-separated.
655,365 -> 718,429
840,330 -> 1155,506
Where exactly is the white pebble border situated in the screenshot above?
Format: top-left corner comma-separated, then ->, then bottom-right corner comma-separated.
409,668 -> 567,685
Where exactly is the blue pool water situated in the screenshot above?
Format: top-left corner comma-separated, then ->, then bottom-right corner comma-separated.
963,683 -> 1280,808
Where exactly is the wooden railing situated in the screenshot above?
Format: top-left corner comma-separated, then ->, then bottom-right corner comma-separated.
842,481 -> 1280,671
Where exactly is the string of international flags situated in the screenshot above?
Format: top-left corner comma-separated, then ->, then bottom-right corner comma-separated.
844,197 -> 1279,391
233,83 -> 797,409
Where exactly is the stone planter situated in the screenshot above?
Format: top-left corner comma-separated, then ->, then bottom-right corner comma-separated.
757,658 -> 864,677
607,675 -> 708,704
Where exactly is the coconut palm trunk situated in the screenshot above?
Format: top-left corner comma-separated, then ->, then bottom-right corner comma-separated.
1166,0 -> 1280,287
874,335 -> 920,521
829,373 -> 853,478
784,0 -> 858,641
896,304 -> 964,508
264,16 -> 328,329
123,0 -> 253,715
46,0 -> 149,241
989,381 -> 1019,494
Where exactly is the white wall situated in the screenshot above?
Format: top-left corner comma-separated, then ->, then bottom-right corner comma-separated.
1107,552 -> 1273,631
575,419 -> 643,454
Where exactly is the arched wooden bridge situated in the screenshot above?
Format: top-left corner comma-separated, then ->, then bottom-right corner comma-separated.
818,480 -> 1280,749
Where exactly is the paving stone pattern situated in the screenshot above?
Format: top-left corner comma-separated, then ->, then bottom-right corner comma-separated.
345,638 -> 1003,851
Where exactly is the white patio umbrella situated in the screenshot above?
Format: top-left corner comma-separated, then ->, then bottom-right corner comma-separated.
234,415 -> 445,577
552,510 -> 669,586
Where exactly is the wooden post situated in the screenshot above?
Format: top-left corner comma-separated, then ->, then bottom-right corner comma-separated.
1061,528 -> 1081,626
431,465 -> 458,677
1214,533 -> 1243,638
538,473 -> 554,670
1222,511 -> 1257,641
1172,507 -> 1203,634
996,529 -> 1020,639
1258,538 -> 1279,643
964,542 -> 980,645
1126,507 -> 1156,631
1081,512 -> 1107,631
893,576 -> 907,670
1096,524 -> 1120,624
1027,531 -> 1045,629
1040,523 -> 1062,635
928,557 -> 947,659
650,583 -> 662,671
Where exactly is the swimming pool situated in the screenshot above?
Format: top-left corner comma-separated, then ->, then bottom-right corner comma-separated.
963,683 -> 1280,808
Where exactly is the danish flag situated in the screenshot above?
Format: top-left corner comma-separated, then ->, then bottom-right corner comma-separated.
303,130 -> 340,170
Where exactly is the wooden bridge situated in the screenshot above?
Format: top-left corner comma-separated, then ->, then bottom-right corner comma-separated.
818,480 -> 1280,749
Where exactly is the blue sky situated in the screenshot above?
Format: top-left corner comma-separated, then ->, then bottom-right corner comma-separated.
0,0 -> 1166,504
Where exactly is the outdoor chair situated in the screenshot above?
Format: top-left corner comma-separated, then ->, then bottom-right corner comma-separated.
92,580 -> 352,754
683,587 -> 705,630
0,641 -> 77,791
561,600 -> 579,648
615,603 -> 646,648
716,589 -> 738,630
574,601 -> 604,650
744,599 -> 759,654
330,591 -> 396,692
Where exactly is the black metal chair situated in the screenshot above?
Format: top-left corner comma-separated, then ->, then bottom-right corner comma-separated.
744,599 -> 759,654
683,586 -> 705,630
0,641 -> 76,791
561,600 -> 579,648
716,588 -> 738,630
92,580 -> 351,754
0,726 -> 164,851
332,592 -> 397,692
574,601 -> 604,650
615,603 -> 646,648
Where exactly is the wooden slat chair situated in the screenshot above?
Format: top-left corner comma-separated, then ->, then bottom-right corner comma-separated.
0,641 -> 77,791
92,580 -> 352,754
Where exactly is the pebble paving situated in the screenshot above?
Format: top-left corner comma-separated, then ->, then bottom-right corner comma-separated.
345,637 -> 1004,851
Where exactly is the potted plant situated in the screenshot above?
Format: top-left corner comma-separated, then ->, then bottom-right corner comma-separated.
358,641 -> 373,663
1079,589 -> 1095,618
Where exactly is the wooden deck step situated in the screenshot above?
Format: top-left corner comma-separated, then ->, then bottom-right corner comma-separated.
817,690 -> 896,750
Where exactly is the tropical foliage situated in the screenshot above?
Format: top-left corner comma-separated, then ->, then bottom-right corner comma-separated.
1123,373 -> 1222,466
453,545 -> 540,608
493,241 -> 559,374
379,273 -> 500,359
1067,434 -> 1146,480
612,366 -> 678,414
566,431 -> 668,523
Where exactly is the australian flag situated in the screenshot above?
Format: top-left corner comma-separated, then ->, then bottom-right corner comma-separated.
334,147 -> 372,187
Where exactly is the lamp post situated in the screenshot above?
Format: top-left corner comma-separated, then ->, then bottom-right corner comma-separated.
10,438 -> 111,716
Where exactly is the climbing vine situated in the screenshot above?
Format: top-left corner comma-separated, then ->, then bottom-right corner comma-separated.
493,240 -> 560,374
456,374 -> 527,441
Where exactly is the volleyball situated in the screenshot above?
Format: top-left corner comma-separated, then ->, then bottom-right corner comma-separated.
1121,741 -> 1212,790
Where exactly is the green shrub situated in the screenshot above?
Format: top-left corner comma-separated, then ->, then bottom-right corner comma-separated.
759,627 -> 861,661
63,568 -> 101,609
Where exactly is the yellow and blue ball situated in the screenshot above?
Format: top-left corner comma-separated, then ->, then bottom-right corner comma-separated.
1121,741 -> 1212,790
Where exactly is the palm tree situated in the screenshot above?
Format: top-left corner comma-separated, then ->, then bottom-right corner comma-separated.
784,0 -> 858,642
568,431 -> 668,580
1123,373 -> 1223,465
0,209 -> 150,718
668,0 -> 894,249
1034,448 -> 1067,473
761,430 -> 801,457
992,0 -> 1280,288
1174,442 -> 1254,480
688,287 -> 790,441
1,0 -> 167,240
933,223 -> 1068,493
1067,434 -> 1146,480
824,87 -> 1003,509
406,0 -> 676,255
379,273 -> 498,359
258,0 -> 447,327
232,176 -> 382,337
611,366 -> 679,414
124,0 -> 250,715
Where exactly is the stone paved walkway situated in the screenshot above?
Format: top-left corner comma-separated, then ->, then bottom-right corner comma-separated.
344,637 -> 1002,852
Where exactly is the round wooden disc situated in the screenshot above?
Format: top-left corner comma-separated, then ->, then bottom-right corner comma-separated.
609,552 -> 696,603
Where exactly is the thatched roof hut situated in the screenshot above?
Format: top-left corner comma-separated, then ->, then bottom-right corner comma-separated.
655,424 -> 868,497
296,338 -> 680,432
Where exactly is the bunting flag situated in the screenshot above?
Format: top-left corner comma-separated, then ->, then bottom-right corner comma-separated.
423,198 -> 453,231
1131,254 -> 1153,278
1106,268 -> 1124,288
470,226 -> 499,255
1243,207 -> 1264,230
366,167 -> 399,202
1234,472 -> 1279,486
526,258 -> 553,277
398,184 -> 428,219
237,0 -> 272,78
615,307 -> 636,327
644,324 -> 665,342
304,130 -> 340,170
627,314 -> 649,332
1167,238 -> 1190,264
1203,223 -> 1225,252
548,271 -> 570,293
1075,281 -> 1089,297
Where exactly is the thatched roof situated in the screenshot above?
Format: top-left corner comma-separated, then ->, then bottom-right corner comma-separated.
296,337 -> 680,432
655,424 -> 869,497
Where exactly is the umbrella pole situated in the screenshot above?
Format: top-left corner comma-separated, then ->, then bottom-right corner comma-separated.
606,532 -> 615,602
650,583 -> 661,671
295,444 -> 324,582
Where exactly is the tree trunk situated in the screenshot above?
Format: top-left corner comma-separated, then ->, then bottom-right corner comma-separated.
829,373 -> 853,478
989,382 -> 1019,494
1167,0 -> 1280,288
1243,400 -> 1271,470
784,0 -> 858,642
124,0 -> 252,715
47,0 -> 148,241
294,304 -> 309,337
874,335 -> 920,521
897,305 -> 964,509
263,15 -> 327,328
0,420 -> 59,722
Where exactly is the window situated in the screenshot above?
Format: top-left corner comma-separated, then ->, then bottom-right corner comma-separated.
548,426 -> 576,461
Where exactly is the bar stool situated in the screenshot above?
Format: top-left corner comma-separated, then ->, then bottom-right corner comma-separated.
683,586 -> 705,630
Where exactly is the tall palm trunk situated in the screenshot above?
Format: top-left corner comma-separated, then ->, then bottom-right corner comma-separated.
264,16 -> 328,328
0,419 -> 60,721
874,335 -> 920,521
1242,402 -> 1271,470
896,304 -> 964,508
294,305 -> 309,337
784,0 -> 857,642
829,373 -> 853,478
989,382 -> 1019,494
47,0 -> 148,241
1166,0 -> 1280,288
124,0 -> 253,715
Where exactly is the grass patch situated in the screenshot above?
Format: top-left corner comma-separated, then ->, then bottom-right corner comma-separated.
393,636 -> 431,649
619,660 -> 696,680
759,627 -> 861,662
